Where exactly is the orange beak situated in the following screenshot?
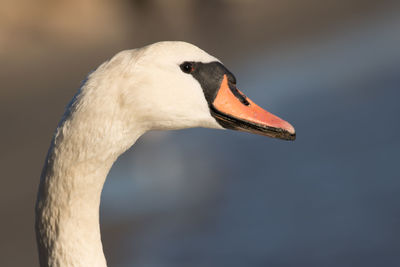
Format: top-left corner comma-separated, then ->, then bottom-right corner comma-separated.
211,75 -> 296,140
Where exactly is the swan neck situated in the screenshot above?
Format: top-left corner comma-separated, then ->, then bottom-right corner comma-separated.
36,142 -> 117,267
35,81 -> 144,266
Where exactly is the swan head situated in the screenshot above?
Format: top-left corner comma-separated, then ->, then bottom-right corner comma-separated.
87,41 -> 295,141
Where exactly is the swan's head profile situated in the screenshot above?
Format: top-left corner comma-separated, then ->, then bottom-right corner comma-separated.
37,41 -> 296,267
74,41 -> 295,148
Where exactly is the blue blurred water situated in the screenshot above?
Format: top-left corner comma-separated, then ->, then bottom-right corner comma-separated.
102,14 -> 400,267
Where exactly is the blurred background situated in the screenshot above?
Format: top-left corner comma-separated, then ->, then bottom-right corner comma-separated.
1,0 -> 400,266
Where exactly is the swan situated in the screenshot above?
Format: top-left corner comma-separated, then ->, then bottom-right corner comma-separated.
35,41 -> 295,267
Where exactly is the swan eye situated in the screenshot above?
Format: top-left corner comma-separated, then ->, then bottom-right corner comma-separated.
180,62 -> 194,74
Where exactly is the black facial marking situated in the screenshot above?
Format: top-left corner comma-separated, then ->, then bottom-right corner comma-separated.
188,61 -> 237,105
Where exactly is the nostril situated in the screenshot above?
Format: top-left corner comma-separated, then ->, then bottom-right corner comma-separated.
239,92 -> 250,106
238,93 -> 250,106
229,83 -> 250,106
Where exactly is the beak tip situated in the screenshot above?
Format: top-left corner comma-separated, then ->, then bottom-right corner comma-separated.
289,132 -> 296,141
281,122 -> 296,141
287,125 -> 296,135
282,120 -> 295,135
